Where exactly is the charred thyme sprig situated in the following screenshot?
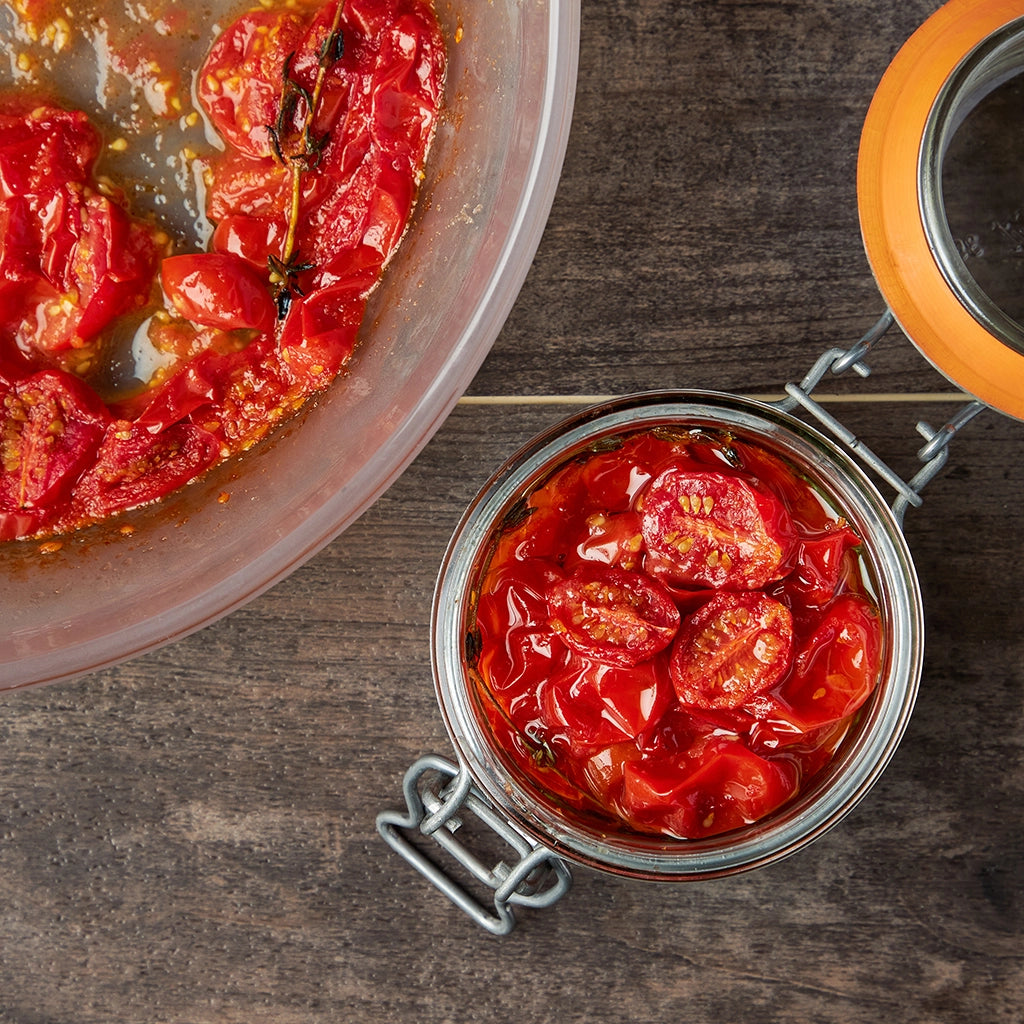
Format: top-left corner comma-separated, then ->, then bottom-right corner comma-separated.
266,4 -> 346,319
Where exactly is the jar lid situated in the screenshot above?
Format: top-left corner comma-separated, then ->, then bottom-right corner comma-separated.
859,0 -> 1024,420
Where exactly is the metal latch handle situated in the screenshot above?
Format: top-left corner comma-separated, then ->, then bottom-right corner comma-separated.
774,311 -> 987,525
376,755 -> 572,935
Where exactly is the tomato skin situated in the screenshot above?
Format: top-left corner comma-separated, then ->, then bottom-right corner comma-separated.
670,591 -> 794,711
756,594 -> 882,740
0,196 -> 42,284
0,370 -> 111,537
161,253 -> 276,334
620,735 -> 800,839
197,8 -> 310,159
547,563 -> 680,668
73,420 -> 221,520
640,466 -> 795,590
204,151 -> 292,225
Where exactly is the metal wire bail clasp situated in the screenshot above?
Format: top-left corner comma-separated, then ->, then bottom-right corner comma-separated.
773,311 -> 987,525
376,755 -> 572,935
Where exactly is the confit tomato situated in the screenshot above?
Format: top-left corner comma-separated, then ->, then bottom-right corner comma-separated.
72,420 -> 221,521
640,466 -> 795,590
620,735 -> 800,839
1,106 -> 161,355
197,7 -> 312,159
474,558 -> 568,732
0,104 -> 98,200
0,370 -> 111,539
756,593 -> 882,741
670,591 -> 794,711
572,511 -> 646,571
783,525 -> 863,609
280,281 -> 367,379
161,253 -> 276,334
547,563 -> 680,668
540,657 -> 675,754
40,193 -> 161,350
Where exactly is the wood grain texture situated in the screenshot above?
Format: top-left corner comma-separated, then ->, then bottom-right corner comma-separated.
2,1 -> 1023,1022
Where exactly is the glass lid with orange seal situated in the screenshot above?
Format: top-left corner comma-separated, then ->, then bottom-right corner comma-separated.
859,0 -> 1024,420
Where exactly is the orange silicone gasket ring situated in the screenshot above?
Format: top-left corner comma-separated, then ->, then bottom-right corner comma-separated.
858,0 -> 1024,420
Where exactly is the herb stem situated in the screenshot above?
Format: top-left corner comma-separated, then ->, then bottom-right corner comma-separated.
269,1 -> 345,312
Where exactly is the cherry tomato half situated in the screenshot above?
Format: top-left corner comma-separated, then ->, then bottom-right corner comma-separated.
670,591 -> 794,711
0,370 -> 111,537
640,466 -> 794,589
540,657 -> 675,752
197,8 -> 310,159
547,563 -> 681,668
475,559 -> 568,722
571,511 -> 646,572
0,104 -> 98,202
73,420 -> 221,520
784,525 -> 863,608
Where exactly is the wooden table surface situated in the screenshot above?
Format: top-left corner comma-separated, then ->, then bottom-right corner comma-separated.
2,1 -> 1023,1020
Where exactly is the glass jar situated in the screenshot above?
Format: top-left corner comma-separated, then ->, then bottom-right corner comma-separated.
431,392 -> 923,881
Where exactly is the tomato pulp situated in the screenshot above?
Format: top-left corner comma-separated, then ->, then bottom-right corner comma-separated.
0,0 -> 446,540
469,428 -> 883,840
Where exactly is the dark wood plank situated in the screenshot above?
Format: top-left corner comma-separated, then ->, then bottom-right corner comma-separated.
473,0 -> 950,399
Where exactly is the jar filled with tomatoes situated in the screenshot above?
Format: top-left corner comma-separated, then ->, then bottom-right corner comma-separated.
431,392 -> 922,879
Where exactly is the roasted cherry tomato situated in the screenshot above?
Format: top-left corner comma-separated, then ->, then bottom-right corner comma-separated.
758,593 -> 882,739
620,734 -> 800,839
783,525 -> 863,608
0,104 -> 97,202
0,370 -> 111,537
197,8 -> 311,159
161,253 -> 277,334
547,563 -> 681,668
46,194 -> 161,350
640,466 -> 794,589
541,657 -> 674,752
670,591 -> 794,711
73,420 -> 221,520
571,511 -> 646,571
283,282 -> 367,380
1,106 -> 159,355
475,559 -> 568,730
